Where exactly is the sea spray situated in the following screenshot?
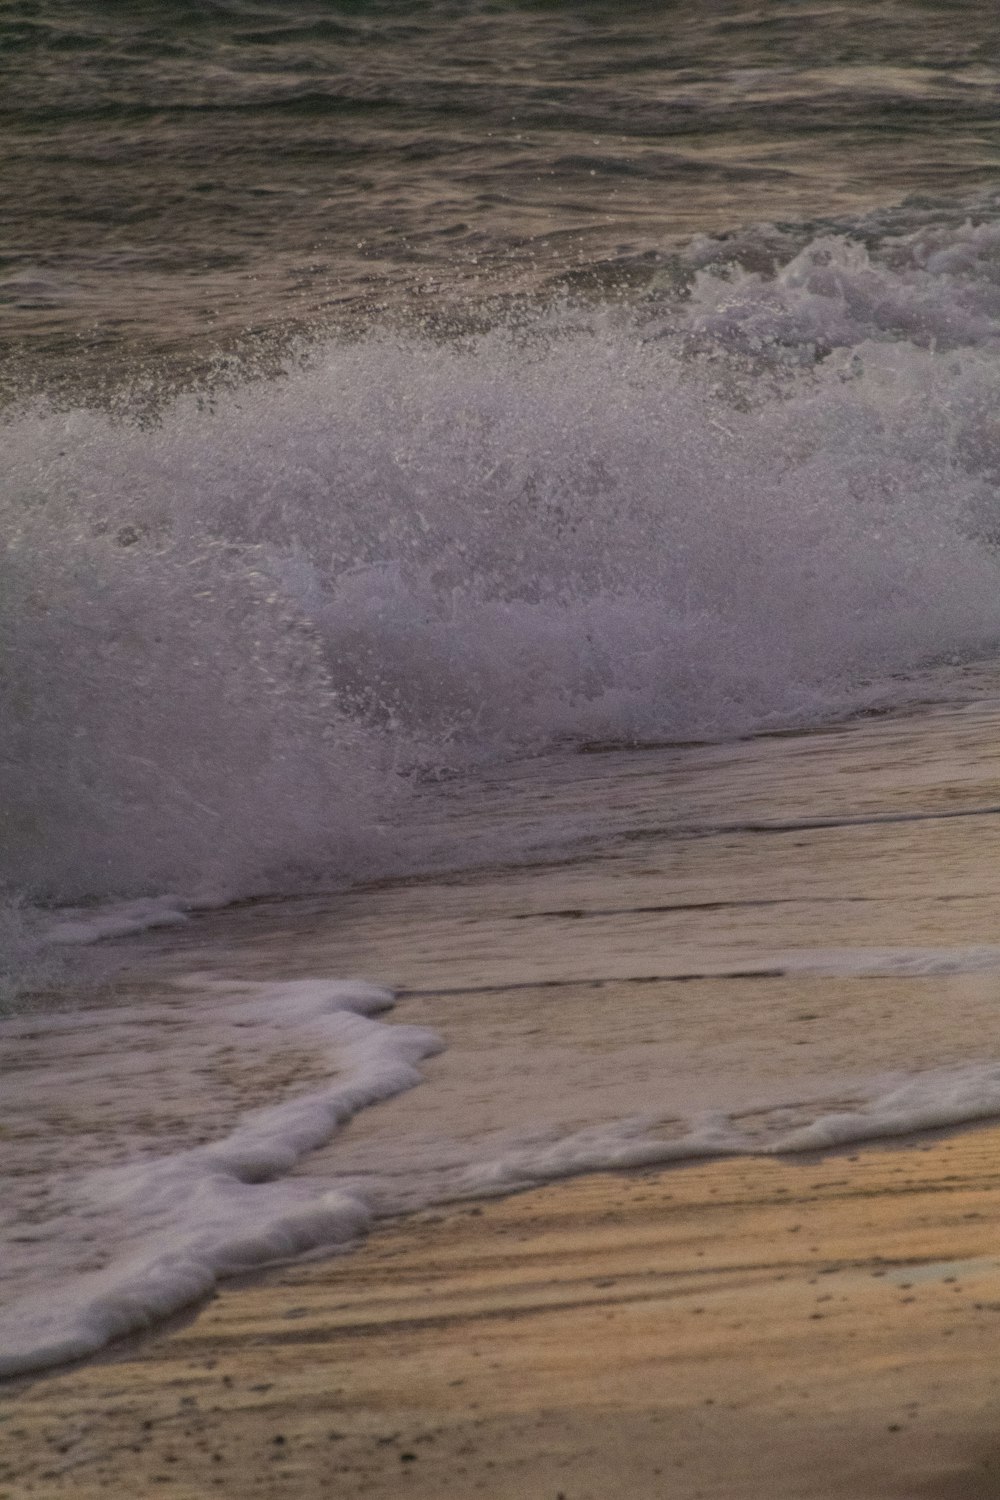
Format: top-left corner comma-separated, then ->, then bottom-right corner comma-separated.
6,234 -> 1000,909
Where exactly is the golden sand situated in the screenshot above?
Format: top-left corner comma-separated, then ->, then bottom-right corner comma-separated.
5,1123 -> 1000,1499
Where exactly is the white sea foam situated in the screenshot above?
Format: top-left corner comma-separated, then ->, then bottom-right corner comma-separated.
8,957 -> 1000,1379
0,978 -> 441,1378
8,216 -> 1000,918
445,1064 -> 1000,1196
42,896 -> 203,946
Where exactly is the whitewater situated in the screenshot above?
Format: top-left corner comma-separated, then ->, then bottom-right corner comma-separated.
9,225 -> 1000,906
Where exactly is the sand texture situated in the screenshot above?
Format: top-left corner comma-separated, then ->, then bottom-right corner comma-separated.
8,689 -> 1000,1494
4,1125 -> 1000,1499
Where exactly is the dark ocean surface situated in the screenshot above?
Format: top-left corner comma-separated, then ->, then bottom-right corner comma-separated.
4,0 -> 1000,379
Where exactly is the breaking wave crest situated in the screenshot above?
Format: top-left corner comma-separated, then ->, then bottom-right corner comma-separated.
7,219 -> 1000,905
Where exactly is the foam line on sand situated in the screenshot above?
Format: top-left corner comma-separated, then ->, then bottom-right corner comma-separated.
6,1124 -> 1000,1498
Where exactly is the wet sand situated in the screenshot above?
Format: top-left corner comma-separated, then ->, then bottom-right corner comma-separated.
5,1123 -> 1000,1499
8,686 -> 1000,1494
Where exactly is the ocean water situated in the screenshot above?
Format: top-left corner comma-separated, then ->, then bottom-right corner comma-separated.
6,0 -> 1000,1374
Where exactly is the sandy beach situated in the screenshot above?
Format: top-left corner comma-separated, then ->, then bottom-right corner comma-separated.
5,1123 -> 1000,1499
9,689 -> 1000,1494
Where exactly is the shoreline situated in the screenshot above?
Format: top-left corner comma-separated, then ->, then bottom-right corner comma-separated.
5,1122 -> 1000,1498
9,688 -> 1000,1491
